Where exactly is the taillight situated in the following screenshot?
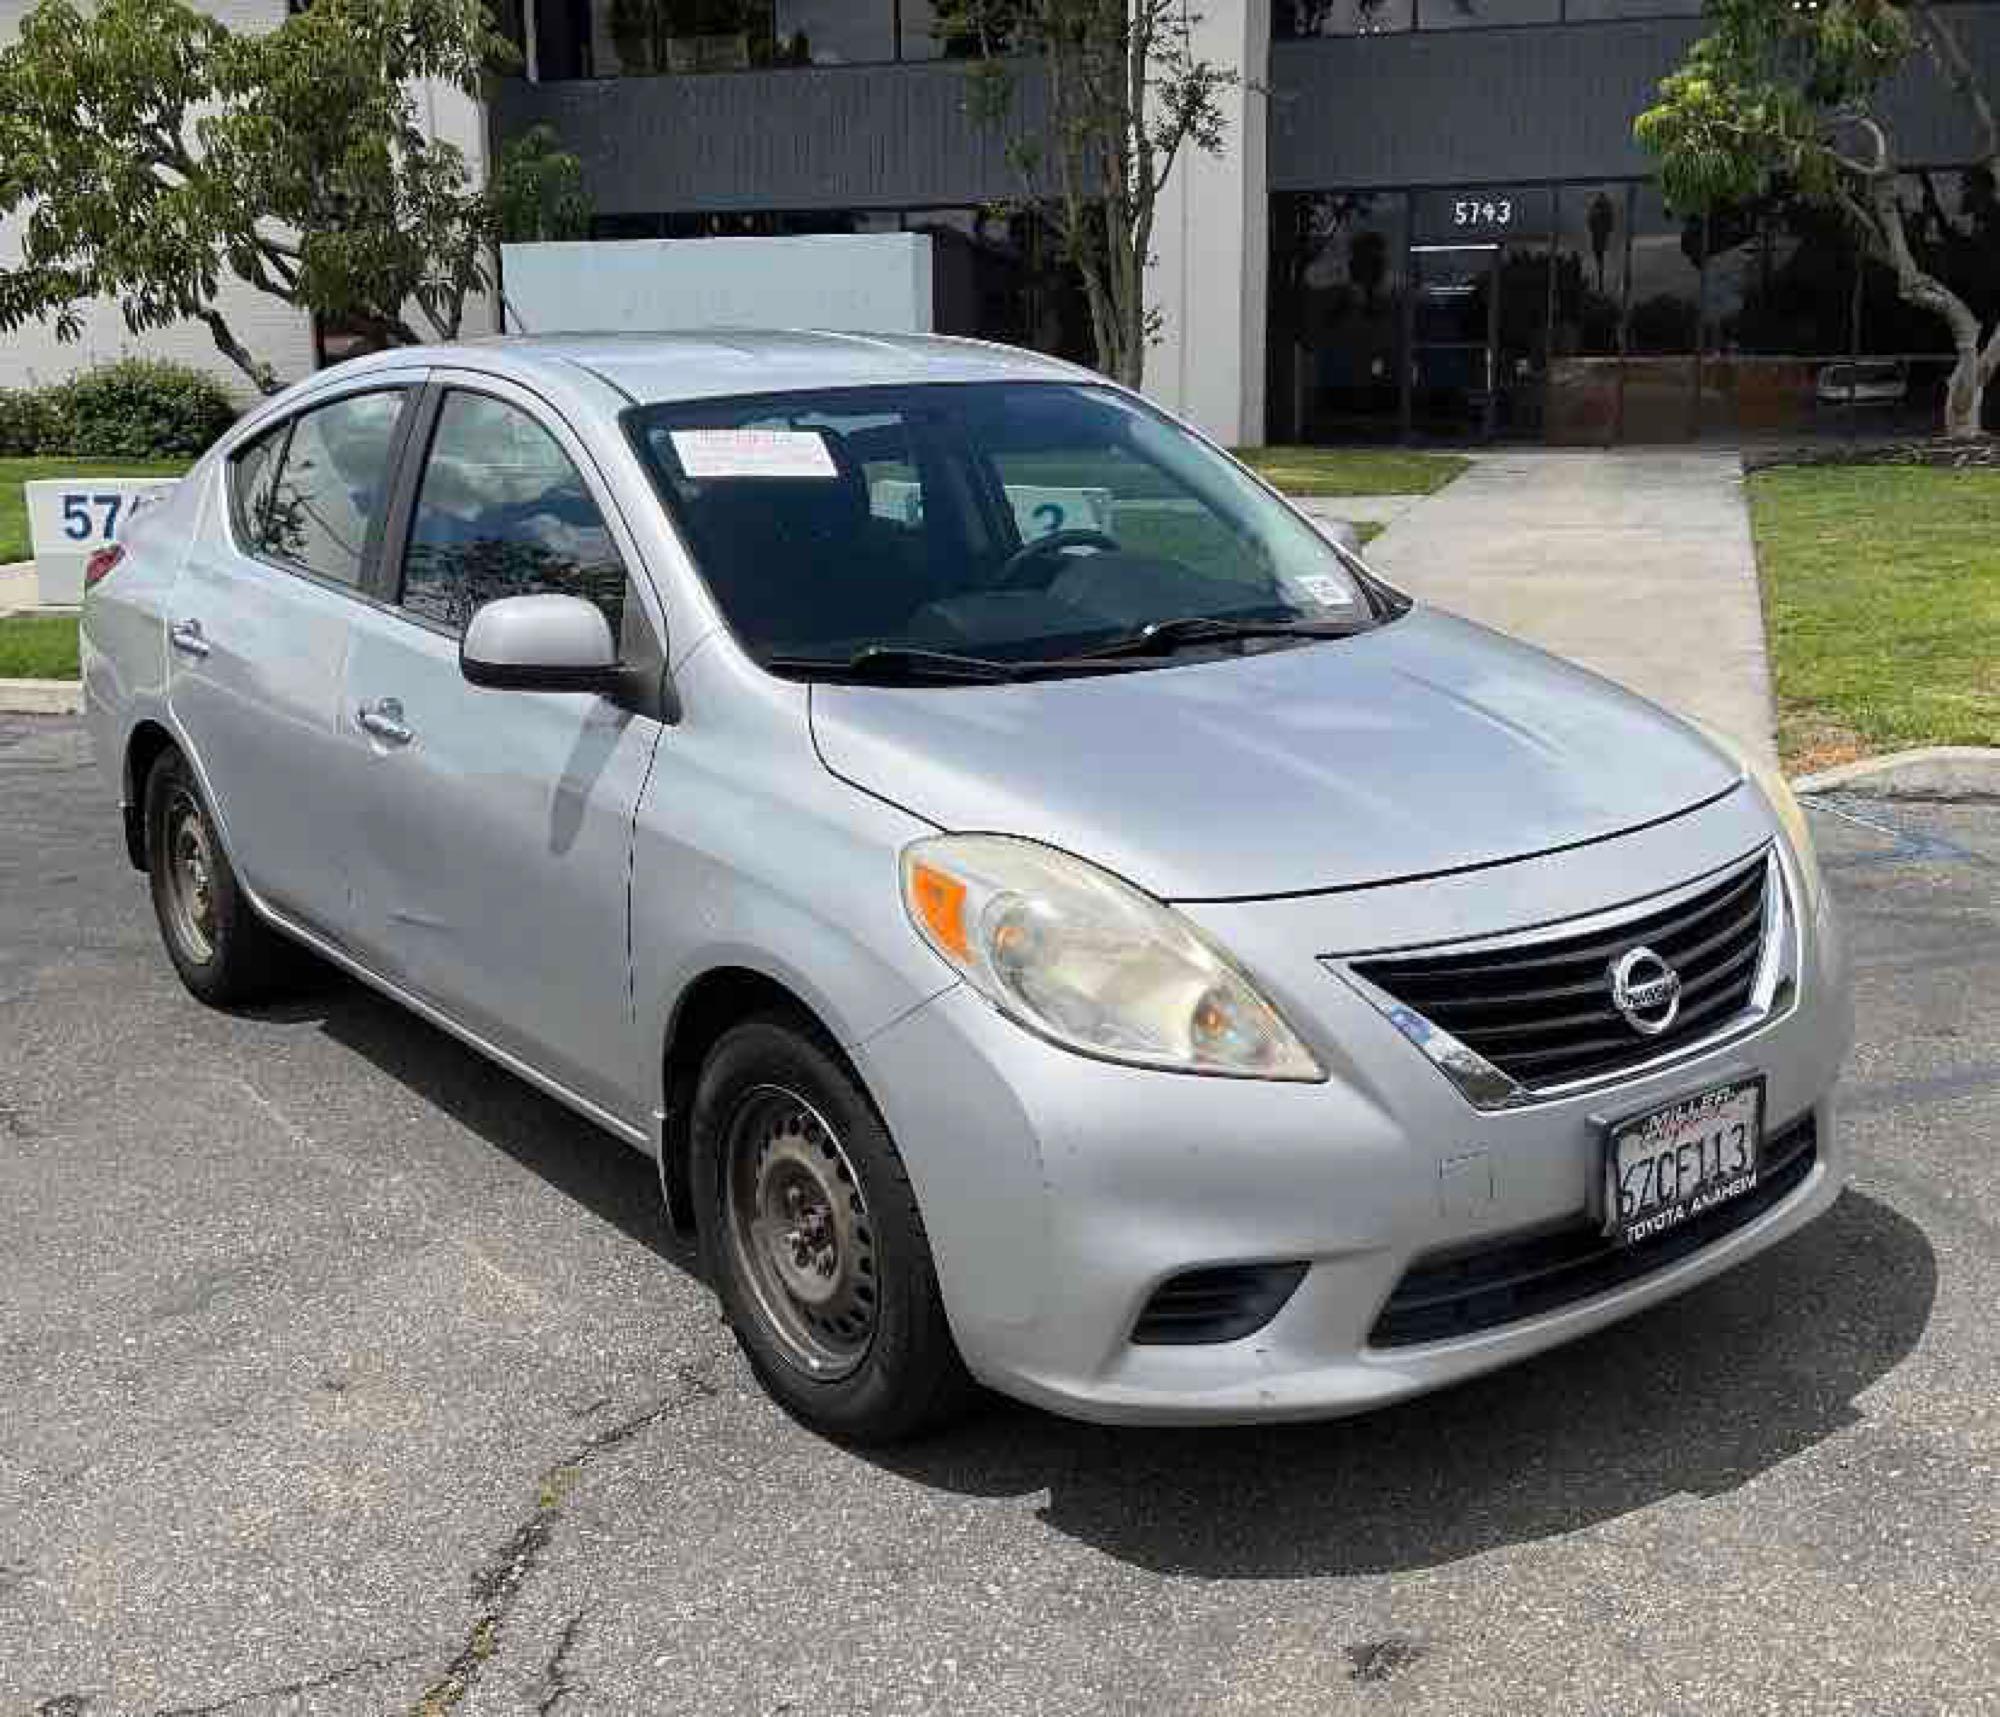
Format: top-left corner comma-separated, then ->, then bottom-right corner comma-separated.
83,544 -> 124,590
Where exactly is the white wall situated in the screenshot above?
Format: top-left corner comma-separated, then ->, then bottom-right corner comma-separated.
1143,0 -> 1270,448
0,0 -> 492,402
500,234 -> 936,336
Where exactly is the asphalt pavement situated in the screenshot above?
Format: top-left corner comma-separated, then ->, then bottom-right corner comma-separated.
0,713 -> 1994,1717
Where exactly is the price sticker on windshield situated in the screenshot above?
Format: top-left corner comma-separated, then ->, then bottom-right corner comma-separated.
669,428 -> 838,480
1298,574 -> 1356,610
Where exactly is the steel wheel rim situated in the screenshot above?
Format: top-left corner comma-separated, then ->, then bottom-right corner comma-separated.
722,1084 -> 878,1380
163,788 -> 218,964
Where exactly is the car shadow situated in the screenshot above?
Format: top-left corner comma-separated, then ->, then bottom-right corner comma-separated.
267,967 -> 696,1273
256,973 -> 1934,1583
864,1188 -> 1934,1577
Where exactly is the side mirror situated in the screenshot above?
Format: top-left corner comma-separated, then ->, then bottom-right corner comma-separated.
460,593 -> 621,693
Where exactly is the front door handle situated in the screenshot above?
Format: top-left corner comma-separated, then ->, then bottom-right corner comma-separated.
356,696 -> 414,746
168,619 -> 210,659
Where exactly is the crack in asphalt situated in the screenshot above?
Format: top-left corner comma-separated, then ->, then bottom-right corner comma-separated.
407,1353 -> 726,1716
536,1611 -> 588,1715
147,1653 -> 420,1716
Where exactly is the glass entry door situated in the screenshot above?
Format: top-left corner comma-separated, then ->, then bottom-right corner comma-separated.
1408,240 -> 1552,440
1410,243 -> 1496,438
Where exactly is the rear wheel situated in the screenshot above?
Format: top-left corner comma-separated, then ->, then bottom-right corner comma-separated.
691,1016 -> 975,1442
144,748 -> 294,1006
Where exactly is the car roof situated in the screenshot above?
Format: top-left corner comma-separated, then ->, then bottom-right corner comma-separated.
327,330 -> 1098,407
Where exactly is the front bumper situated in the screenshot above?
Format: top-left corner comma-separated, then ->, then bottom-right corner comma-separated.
854,785 -> 1852,1425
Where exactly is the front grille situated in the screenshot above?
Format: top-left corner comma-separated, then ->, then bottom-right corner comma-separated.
1131,1262 -> 1308,1345
1368,1112 -> 1818,1348
1353,852 -> 1772,1091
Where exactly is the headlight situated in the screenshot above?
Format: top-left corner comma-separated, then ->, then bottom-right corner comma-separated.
900,835 -> 1324,1081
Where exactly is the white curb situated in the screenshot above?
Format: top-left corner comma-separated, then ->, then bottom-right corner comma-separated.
1794,746 -> 2000,802
0,678 -> 82,716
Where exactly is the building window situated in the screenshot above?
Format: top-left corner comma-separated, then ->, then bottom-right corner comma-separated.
1547,184 -> 1629,443
1273,0 -> 1702,34
1560,0 -> 1701,17
1417,0 -> 1559,30
532,0 -> 903,77
1274,0 -> 1414,34
1267,191 -> 1409,442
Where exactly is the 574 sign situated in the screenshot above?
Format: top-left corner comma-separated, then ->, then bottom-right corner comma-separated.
59,489 -> 161,544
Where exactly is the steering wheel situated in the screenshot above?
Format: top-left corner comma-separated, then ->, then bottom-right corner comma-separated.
993,527 -> 1121,591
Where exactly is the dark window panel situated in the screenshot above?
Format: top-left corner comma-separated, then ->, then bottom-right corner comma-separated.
1547,184 -> 1628,444
1274,0 -> 1414,34
1417,0 -> 1559,29
1561,0 -> 1701,17
1266,191 -> 1408,443
570,0 -> 897,77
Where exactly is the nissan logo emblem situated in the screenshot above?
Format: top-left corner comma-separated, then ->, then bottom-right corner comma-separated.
1608,945 -> 1682,1036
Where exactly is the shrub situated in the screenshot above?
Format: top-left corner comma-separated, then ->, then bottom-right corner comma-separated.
0,387 -> 59,457
43,360 -> 239,459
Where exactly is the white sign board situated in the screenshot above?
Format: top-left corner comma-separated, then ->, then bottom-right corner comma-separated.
870,479 -> 1115,542
26,478 -> 181,606
500,234 -> 934,337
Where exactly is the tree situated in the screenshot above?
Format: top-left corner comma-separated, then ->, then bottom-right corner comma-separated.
0,0 -> 577,394
491,126 -> 594,244
1636,0 -> 2000,439
936,0 -> 1237,388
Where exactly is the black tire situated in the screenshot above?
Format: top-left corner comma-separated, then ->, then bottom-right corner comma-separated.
691,1014 -> 976,1443
143,747 -> 295,1006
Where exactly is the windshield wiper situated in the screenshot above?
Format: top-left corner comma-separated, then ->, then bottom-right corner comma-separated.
1063,614 -> 1364,661
765,646 -> 1022,684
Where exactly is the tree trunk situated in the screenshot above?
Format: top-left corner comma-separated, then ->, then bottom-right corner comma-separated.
1943,343 -> 1986,440
1870,176 -> 1992,440
198,309 -> 280,396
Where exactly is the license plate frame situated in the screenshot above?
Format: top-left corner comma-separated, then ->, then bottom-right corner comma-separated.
1600,1075 -> 1766,1247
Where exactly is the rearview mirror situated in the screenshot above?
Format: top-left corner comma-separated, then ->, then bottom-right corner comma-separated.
461,594 -> 621,694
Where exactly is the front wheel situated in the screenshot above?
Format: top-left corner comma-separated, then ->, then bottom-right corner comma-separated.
691,1016 -> 975,1443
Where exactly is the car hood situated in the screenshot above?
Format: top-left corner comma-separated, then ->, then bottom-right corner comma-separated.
809,607 -> 1743,901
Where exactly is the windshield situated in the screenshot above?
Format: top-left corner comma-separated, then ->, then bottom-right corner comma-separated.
626,382 -> 1386,674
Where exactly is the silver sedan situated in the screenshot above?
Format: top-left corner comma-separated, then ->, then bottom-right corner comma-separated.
81,333 -> 1851,1439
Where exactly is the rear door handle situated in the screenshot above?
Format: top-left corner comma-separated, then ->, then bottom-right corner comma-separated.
167,619 -> 210,659
356,696 -> 413,746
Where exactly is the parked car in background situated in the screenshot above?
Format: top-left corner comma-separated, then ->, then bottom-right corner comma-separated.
81,334 -> 1851,1440
1816,358 -> 1908,410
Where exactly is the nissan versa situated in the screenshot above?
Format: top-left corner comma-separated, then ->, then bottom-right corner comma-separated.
81,334 -> 1851,1440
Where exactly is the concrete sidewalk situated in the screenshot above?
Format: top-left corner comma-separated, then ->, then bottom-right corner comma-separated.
1364,450 -> 1777,764
0,561 -> 37,613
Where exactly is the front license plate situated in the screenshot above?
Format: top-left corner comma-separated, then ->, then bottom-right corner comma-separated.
1603,1077 -> 1764,1246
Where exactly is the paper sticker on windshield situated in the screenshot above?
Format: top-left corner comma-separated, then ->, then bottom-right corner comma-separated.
669,428 -> 837,480
1299,574 -> 1356,609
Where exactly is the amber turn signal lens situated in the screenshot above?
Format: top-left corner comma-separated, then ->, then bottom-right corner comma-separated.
908,861 -> 970,959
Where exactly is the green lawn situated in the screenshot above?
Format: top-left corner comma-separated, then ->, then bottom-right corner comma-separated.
1230,446 -> 1471,497
0,614 -> 80,679
1747,466 -> 2000,770
0,456 -> 189,564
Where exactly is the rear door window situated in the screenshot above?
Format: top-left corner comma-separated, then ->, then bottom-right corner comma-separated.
399,390 -> 627,637
252,390 -> 410,588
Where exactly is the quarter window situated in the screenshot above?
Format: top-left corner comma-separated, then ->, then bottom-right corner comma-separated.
230,423 -> 287,549
253,390 -> 408,588
400,392 -> 626,636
